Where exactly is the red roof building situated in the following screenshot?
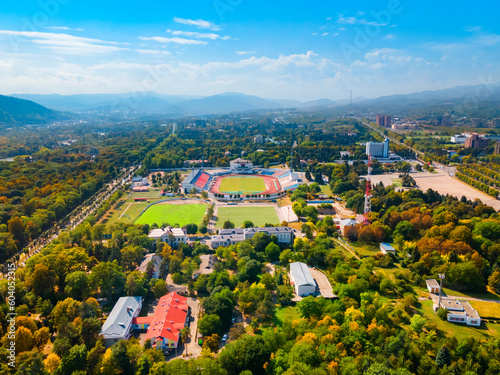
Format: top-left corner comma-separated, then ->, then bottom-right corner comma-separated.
133,292 -> 189,350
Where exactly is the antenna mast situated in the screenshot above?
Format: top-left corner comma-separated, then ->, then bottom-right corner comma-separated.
363,154 -> 372,223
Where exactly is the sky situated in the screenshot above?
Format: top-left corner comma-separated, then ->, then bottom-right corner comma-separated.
0,0 -> 499,101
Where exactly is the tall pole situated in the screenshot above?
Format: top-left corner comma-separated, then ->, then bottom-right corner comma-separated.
437,273 -> 445,309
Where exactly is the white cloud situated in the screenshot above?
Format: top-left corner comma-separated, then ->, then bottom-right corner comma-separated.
136,49 -> 171,56
173,17 -> 220,31
236,51 -> 256,55
139,36 -> 208,45
0,30 -> 125,54
385,34 -> 396,40
322,32 -> 329,37
46,26 -> 84,31
167,30 -> 230,40
337,15 -> 387,27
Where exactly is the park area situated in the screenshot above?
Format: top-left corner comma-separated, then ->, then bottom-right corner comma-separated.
219,176 -> 267,194
215,206 -> 280,228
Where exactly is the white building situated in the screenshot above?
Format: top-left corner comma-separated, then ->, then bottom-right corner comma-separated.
366,138 -> 389,158
148,227 -> 187,248
450,134 -> 468,144
136,253 -> 162,279
229,158 -> 254,174
210,227 -> 294,248
193,254 -> 218,279
100,297 -> 142,347
426,279 -> 440,294
289,262 -> 317,297
379,243 -> 396,255
439,299 -> 481,327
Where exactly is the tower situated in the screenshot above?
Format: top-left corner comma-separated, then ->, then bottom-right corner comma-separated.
363,155 -> 372,223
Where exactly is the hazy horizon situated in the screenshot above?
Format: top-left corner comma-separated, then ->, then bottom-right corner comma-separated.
1,1 -> 499,101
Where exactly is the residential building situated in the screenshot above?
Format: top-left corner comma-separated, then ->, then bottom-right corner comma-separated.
289,262 -> 317,297
491,119 -> 500,128
210,227 -> 294,248
440,115 -> 451,127
495,141 -> 500,155
379,243 -> 396,255
384,115 -> 392,128
136,253 -> 162,279
376,115 -> 385,127
254,135 -> 264,143
132,292 -> 190,350
339,218 -> 358,236
439,299 -> 481,327
100,297 -> 142,347
471,118 -> 483,128
426,279 -> 440,294
192,254 -> 217,279
148,227 -> 187,248
366,138 -> 389,158
464,133 -> 489,149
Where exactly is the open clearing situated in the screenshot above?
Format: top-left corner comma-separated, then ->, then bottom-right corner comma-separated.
215,206 -> 279,227
366,169 -> 500,210
219,176 -> 267,194
135,203 -> 207,227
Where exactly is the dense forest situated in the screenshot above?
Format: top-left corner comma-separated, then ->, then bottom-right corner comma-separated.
1,117 -> 500,375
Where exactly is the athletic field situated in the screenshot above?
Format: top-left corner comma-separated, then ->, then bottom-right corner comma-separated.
219,176 -> 267,194
135,203 -> 207,227
215,206 -> 280,228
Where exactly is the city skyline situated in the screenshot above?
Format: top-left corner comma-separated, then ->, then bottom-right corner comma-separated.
0,0 -> 499,101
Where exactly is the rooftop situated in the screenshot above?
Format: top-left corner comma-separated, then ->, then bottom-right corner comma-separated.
290,262 -> 316,287
101,297 -> 142,338
426,279 -> 440,288
145,292 -> 189,343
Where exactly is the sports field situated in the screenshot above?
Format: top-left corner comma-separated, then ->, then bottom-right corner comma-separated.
219,176 -> 266,194
135,203 -> 207,227
215,206 -> 280,227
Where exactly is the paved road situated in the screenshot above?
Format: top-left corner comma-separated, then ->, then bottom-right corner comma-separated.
309,267 -> 336,298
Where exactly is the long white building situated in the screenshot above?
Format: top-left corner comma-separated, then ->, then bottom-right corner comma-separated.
289,262 -> 317,297
148,227 -> 187,248
211,227 -> 294,248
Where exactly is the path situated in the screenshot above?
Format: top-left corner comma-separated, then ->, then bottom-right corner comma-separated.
119,203 -> 132,219
333,238 -> 361,260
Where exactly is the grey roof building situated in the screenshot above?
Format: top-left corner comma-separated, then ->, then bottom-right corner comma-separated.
289,262 -> 317,297
100,296 -> 142,347
211,226 -> 294,248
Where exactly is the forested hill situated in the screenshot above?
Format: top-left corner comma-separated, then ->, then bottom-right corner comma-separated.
0,94 -> 66,126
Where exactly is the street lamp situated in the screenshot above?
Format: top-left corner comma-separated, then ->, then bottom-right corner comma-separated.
437,273 -> 445,310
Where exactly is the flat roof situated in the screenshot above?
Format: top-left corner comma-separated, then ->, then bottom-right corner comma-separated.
380,243 -> 396,251
426,279 -> 440,288
290,262 -> 316,287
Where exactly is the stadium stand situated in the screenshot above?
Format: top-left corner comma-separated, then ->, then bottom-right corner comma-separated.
194,173 -> 210,189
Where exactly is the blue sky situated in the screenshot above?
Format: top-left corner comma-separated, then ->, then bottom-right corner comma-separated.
0,0 -> 499,101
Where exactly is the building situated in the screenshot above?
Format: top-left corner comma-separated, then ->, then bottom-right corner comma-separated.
494,141 -> 500,155
181,169 -> 202,193
379,243 -> 396,255
366,138 -> 389,158
100,297 -> 142,347
148,227 -> 187,248
210,227 -> 294,248
132,292 -> 190,350
426,279 -> 440,294
491,119 -> 500,128
194,119 -> 207,127
289,262 -> 317,297
376,115 -> 385,127
439,299 -> 481,327
450,134 -> 468,144
439,115 -> 451,127
229,158 -> 254,174
136,253 -> 162,279
465,133 -> 489,149
471,118 -> 483,128
384,116 -> 392,128
339,218 -> 358,236
192,254 -> 217,279
254,135 -> 264,144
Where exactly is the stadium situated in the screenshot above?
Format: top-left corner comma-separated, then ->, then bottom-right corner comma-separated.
181,158 -> 299,201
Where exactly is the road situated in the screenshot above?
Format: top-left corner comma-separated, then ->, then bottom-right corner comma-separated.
333,238 -> 361,260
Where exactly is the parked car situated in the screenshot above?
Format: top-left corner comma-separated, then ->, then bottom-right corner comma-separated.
222,334 -> 228,342
231,317 -> 236,324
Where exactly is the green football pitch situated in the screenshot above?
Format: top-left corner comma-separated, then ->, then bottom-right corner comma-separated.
135,203 -> 207,226
216,206 -> 280,228
219,176 -> 267,194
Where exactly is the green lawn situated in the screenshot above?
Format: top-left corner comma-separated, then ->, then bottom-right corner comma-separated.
219,176 -> 267,194
215,206 -> 280,228
469,301 -> 500,319
274,306 -> 300,326
320,185 -> 332,196
135,203 -> 207,227
391,178 -> 402,187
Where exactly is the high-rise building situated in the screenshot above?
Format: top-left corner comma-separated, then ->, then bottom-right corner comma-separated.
491,119 -> 500,128
366,138 -> 389,158
495,141 -> 500,155
376,115 -> 385,127
384,116 -> 392,128
465,133 -> 489,149
440,115 -> 451,127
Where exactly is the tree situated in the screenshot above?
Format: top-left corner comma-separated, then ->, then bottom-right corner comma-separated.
488,269 -> 500,293
44,353 -> 61,373
435,345 -> 451,368
243,220 -> 254,228
151,278 -> 168,298
185,223 -> 198,234
203,333 -> 220,352
297,296 -> 325,320
64,271 -> 89,300
58,344 -> 87,375
219,335 -> 272,375
34,327 -> 50,350
265,242 -> 280,261
302,206 -> 318,222
410,314 -> 426,333
223,220 -> 235,229
198,314 -> 222,336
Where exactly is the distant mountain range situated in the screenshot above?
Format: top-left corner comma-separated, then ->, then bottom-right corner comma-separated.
0,95 -> 67,127
4,82 -> 500,126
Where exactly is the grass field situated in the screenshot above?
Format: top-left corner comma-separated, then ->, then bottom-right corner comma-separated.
274,306 -> 300,326
469,301 -> 500,319
215,206 -> 279,227
135,203 -> 207,226
219,176 -> 266,194
320,185 -> 332,196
